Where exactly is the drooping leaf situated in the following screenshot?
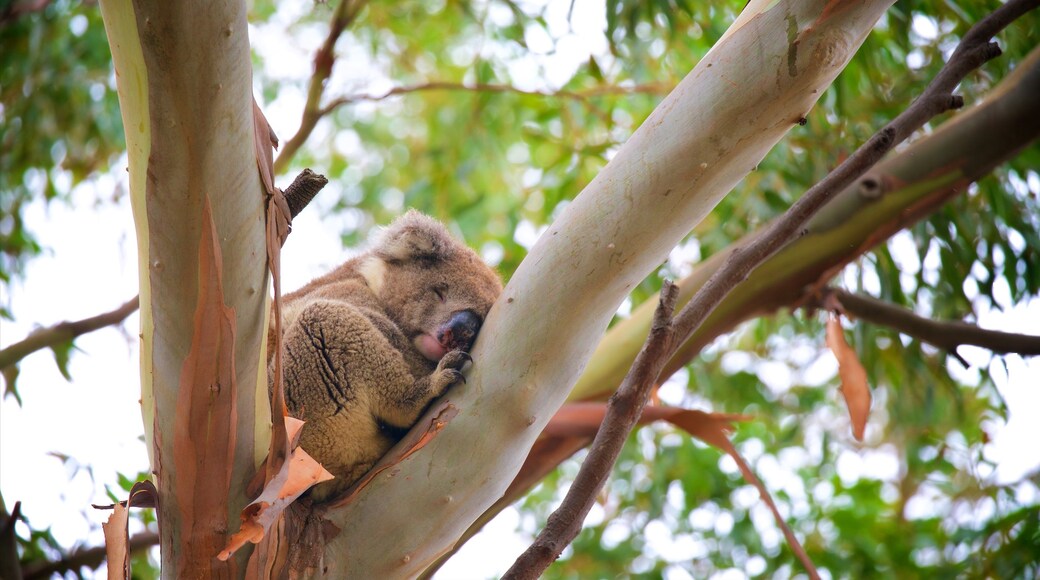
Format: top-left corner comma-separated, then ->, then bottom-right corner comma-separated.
826,314 -> 872,441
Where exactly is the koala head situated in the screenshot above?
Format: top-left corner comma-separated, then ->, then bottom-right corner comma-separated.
360,211 -> 502,361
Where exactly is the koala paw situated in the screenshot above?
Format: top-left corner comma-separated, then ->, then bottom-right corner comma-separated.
434,350 -> 472,387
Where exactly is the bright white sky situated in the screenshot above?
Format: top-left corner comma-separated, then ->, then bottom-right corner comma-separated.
2,2 -> 1039,578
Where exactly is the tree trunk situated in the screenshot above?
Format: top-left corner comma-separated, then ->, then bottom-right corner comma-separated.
98,0 -> 270,576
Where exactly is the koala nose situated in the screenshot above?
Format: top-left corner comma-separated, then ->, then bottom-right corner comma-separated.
439,310 -> 482,351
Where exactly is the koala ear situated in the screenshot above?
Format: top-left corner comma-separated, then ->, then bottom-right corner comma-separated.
374,210 -> 458,262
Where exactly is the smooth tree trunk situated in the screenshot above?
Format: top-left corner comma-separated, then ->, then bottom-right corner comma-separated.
98,0 -> 270,576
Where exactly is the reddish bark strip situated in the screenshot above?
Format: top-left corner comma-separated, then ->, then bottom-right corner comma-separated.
172,198 -> 239,577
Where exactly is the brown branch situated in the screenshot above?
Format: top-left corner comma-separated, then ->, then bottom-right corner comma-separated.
21,531 -> 159,579
824,288 -> 1040,357
668,0 -> 1032,348
0,296 -> 139,370
502,282 -> 680,579
274,0 -> 368,175
283,168 -> 330,218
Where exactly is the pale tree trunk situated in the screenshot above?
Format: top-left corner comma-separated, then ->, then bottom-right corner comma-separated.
99,0 -> 895,576
98,0 -> 270,576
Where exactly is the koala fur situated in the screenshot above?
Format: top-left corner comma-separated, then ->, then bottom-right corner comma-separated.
273,210 -> 502,500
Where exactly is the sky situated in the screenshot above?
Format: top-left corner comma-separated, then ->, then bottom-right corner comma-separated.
2,1 -> 1040,578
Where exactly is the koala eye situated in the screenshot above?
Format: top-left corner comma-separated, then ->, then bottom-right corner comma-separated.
433,287 -> 447,302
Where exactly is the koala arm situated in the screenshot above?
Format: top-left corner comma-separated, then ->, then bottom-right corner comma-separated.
281,298 -> 464,428
372,349 -> 469,429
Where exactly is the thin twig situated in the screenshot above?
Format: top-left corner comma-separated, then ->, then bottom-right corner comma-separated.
825,288 -> 1040,356
274,0 -> 368,174
0,296 -> 139,370
502,282 -> 680,580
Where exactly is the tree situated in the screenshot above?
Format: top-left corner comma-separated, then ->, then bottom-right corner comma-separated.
3,0 -> 1039,577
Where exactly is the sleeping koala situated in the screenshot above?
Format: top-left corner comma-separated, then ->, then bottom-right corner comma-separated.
274,211 -> 502,500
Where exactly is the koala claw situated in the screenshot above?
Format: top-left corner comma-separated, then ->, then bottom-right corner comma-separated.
439,349 -> 471,371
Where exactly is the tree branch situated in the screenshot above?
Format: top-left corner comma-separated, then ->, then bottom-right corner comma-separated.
0,296 -> 139,371
21,531 -> 159,579
503,282 -> 680,579
273,0 -> 368,175
823,288 -> 1040,357
282,168 -> 329,218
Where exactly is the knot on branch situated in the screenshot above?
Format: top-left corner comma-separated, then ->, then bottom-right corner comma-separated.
857,174 -> 887,200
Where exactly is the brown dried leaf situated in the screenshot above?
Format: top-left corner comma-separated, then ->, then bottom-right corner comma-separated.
826,314 -> 872,441
218,436 -> 333,561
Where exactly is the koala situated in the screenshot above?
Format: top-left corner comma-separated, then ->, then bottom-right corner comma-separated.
273,210 -> 502,500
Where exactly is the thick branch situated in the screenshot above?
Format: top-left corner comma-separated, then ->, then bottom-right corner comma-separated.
825,288 -> 1040,357
503,282 -> 680,579
273,0 -> 367,175
669,0 -> 1033,349
0,296 -> 139,370
22,532 -> 159,579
